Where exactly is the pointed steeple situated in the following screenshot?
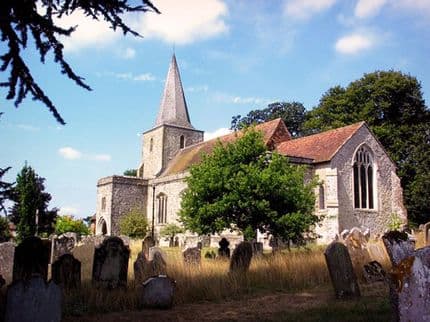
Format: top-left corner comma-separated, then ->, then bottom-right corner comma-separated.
155,55 -> 194,129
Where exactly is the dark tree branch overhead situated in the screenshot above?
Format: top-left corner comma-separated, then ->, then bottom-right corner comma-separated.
0,0 -> 159,124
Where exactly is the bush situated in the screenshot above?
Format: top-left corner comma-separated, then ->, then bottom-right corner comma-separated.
55,215 -> 89,235
119,208 -> 148,238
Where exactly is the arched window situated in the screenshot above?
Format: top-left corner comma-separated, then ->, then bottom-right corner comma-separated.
353,146 -> 375,209
180,135 -> 185,149
156,193 -> 168,224
149,138 -> 154,152
319,184 -> 325,210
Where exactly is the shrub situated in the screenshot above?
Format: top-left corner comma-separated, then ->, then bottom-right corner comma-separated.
119,208 -> 148,238
55,215 -> 89,235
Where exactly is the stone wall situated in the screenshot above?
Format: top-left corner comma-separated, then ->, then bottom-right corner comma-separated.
142,126 -> 164,178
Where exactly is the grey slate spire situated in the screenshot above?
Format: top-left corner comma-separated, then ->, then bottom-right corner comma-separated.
155,54 -> 194,129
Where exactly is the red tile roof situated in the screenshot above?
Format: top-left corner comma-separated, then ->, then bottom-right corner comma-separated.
161,118 -> 290,176
275,122 -> 365,163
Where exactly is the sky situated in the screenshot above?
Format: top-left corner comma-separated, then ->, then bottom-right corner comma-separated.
1,0 -> 430,219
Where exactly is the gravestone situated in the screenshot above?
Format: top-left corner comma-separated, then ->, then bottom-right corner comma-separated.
51,254 -> 81,289
196,241 -> 202,250
92,237 -> 130,289
229,241 -> 253,273
382,231 -> 415,266
4,276 -> 61,322
344,228 -> 372,279
0,242 -> 15,285
13,237 -> 50,282
134,252 -> 150,284
424,221 -> 430,246
252,242 -> 263,256
218,238 -> 230,259
183,247 -> 201,265
72,240 -> 94,281
324,242 -> 360,299
140,275 -> 176,309
389,246 -> 430,322
149,246 -> 167,261
367,241 -> 390,265
363,261 -> 386,283
142,236 -> 155,258
52,233 -> 76,261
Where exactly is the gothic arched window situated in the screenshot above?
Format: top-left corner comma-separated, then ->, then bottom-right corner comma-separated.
180,135 -> 185,149
157,193 -> 167,224
353,146 -> 375,209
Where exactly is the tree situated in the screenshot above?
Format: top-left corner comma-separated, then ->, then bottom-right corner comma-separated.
118,208 -> 148,238
9,163 -> 58,241
303,70 -> 430,225
0,166 -> 14,215
179,128 -> 318,243
1,0 -> 159,124
123,169 -> 137,176
0,215 -> 10,242
231,102 -> 306,137
159,223 -> 184,247
55,215 -> 89,235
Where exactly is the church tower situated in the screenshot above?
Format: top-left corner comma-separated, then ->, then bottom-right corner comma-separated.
139,55 -> 204,178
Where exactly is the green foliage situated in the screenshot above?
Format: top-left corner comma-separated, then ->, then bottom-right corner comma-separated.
159,223 -> 185,238
119,208 -> 148,238
0,216 -> 10,242
231,102 -> 306,137
55,215 -> 89,235
388,213 -> 403,231
303,70 -> 430,224
123,169 -> 137,176
9,163 -> 58,242
180,128 -> 319,244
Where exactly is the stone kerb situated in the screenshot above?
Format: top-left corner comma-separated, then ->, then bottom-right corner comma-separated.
324,242 -> 360,299
0,242 -> 15,286
92,237 -> 130,289
5,276 -> 62,322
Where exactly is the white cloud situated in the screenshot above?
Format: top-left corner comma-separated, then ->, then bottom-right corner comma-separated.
355,0 -> 387,18
335,33 -> 374,54
90,154 -> 112,162
394,0 -> 430,15
133,73 -> 156,81
213,92 -> 273,106
59,206 -> 79,216
284,0 -> 337,20
186,85 -> 209,93
204,128 -> 232,141
121,47 -> 136,59
58,147 -> 82,160
132,0 -> 228,44
17,124 -> 40,131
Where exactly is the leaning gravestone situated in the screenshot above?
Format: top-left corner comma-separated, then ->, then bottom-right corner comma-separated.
183,247 -> 201,265
324,242 -> 360,299
382,231 -> 415,266
140,275 -> 176,309
13,237 -> 50,282
0,242 -> 15,285
92,237 -> 130,289
218,238 -> 230,259
142,236 -> 155,258
5,276 -> 61,322
229,241 -> 253,273
52,254 -> 81,289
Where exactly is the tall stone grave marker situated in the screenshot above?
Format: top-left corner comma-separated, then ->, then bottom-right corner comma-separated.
72,239 -> 94,281
92,237 -> 130,289
0,242 -> 15,285
13,237 -> 50,282
324,242 -> 360,299
183,247 -> 201,265
5,276 -> 61,322
229,241 -> 253,273
52,253 -> 81,289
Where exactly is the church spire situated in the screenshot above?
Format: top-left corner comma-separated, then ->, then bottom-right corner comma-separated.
155,54 -> 194,129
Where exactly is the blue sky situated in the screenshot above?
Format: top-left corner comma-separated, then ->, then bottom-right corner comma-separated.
1,0 -> 430,219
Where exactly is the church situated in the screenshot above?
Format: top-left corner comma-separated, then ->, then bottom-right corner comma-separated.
95,55 -> 407,245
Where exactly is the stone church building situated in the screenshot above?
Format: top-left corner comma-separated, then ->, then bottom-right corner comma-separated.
96,55 -> 407,245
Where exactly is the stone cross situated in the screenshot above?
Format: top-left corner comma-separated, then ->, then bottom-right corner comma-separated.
140,275 -> 176,309
92,237 -> 130,289
0,242 -> 15,286
182,247 -> 201,265
13,237 -> 50,282
229,241 -> 253,273
324,242 -> 360,299
5,276 -> 62,322
51,254 -> 81,289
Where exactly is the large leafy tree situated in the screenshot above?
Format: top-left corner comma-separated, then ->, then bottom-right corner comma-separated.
9,164 -> 58,241
179,128 -> 318,243
303,70 -> 430,225
231,102 -> 306,138
55,215 -> 89,235
0,0 -> 159,124
119,208 -> 148,239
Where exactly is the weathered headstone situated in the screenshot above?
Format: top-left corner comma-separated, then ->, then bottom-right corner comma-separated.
142,236 -> 155,258
140,275 -> 176,309
218,238 -> 230,259
134,249 -> 167,283
0,242 -> 15,285
5,276 -> 62,322
423,221 -> 430,246
367,241 -> 390,265
344,228 -> 372,279
149,246 -> 167,261
324,242 -> 360,299
229,241 -> 253,273
252,242 -> 263,257
13,237 -> 50,282
183,247 -> 201,265
51,254 -> 81,289
382,231 -> 415,266
52,233 -> 76,261
196,241 -> 202,250
71,240 -> 94,281
92,236 -> 130,289
363,260 -> 386,283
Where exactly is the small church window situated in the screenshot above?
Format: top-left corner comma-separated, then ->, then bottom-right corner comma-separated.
101,197 -> 106,211
180,135 -> 185,149
149,138 -> 154,152
319,185 -> 325,210
157,193 -> 168,224
353,146 -> 375,210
